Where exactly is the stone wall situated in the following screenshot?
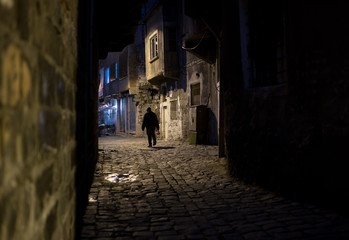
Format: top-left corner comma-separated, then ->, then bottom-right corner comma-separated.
0,0 -> 78,239
134,82 -> 160,138
186,53 -> 218,145
160,88 -> 188,140
221,0 -> 349,212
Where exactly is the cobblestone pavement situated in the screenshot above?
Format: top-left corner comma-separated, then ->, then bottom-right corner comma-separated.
80,135 -> 349,240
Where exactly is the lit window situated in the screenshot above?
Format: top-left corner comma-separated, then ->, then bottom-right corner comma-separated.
150,33 -> 158,61
105,68 -> 110,84
115,64 -> 118,78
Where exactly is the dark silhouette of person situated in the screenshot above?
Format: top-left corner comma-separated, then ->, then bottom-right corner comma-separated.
142,107 -> 159,147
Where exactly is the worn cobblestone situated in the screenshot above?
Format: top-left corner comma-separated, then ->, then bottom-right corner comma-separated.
80,135 -> 349,239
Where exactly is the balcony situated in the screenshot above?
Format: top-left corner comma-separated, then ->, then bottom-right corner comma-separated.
118,76 -> 130,93
103,80 -> 118,99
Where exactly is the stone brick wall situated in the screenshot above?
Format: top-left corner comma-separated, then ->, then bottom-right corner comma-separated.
134,82 -> 160,137
221,0 -> 349,211
0,0 -> 78,239
159,89 -> 189,141
186,53 -> 218,145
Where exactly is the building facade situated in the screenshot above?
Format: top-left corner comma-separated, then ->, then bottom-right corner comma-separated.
218,0 -> 349,208
98,52 -> 119,135
140,0 -> 220,143
183,14 -> 220,145
98,24 -> 146,136
96,0 -> 221,144
143,0 -> 187,141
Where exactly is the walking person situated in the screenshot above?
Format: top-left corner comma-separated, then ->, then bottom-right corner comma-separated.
142,107 -> 159,147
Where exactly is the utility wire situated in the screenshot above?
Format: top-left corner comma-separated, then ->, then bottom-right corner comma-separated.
182,31 -> 207,51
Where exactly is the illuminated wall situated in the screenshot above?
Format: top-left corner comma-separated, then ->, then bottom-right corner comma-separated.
0,1 -> 79,239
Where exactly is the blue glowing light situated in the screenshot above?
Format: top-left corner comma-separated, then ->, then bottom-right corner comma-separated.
115,64 -> 118,78
105,68 -> 110,84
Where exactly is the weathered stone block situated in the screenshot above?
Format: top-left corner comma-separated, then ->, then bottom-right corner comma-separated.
57,78 -> 66,108
1,44 -> 32,107
39,110 -> 59,148
45,203 -> 57,240
44,21 -> 64,66
16,0 -> 29,40
36,165 -> 54,209
0,0 -> 16,31
39,57 -> 57,107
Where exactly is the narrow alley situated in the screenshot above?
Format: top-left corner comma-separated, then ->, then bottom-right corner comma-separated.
80,136 -> 349,240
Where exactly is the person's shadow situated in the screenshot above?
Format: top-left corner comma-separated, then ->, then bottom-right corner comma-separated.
152,146 -> 175,150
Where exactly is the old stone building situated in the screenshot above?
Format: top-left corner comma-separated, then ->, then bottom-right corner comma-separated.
96,8 -> 164,139
118,24 -> 151,136
97,0 -> 221,143
98,25 -> 147,136
218,0 -> 349,209
142,0 -> 189,141
183,14 -> 220,145
98,52 -> 119,134
113,45 -> 137,135
139,0 -> 220,143
98,49 -> 139,136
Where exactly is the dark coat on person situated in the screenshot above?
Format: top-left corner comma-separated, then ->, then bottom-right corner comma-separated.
142,110 -> 159,131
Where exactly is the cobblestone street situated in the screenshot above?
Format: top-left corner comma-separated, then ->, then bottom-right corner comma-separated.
80,135 -> 349,240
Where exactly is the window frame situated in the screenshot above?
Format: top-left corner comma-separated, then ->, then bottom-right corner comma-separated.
149,31 -> 159,62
